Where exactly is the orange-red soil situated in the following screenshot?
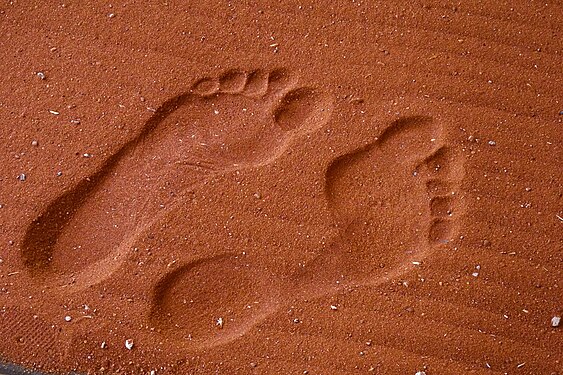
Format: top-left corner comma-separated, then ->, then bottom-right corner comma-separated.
0,1 -> 561,374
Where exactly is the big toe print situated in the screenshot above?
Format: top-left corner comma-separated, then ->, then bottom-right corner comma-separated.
20,68 -> 333,292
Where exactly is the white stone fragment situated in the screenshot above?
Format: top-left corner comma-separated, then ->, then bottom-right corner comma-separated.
125,339 -> 134,350
551,316 -> 561,327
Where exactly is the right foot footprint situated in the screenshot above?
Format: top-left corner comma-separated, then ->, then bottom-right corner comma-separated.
21,68 -> 333,290
299,116 -> 464,291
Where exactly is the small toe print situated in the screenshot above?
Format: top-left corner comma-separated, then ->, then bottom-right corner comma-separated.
219,70 -> 247,93
242,70 -> 269,97
430,196 -> 454,217
192,77 -> 220,96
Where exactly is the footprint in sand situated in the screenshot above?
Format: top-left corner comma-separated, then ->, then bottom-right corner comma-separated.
20,68 -> 333,290
295,115 -> 464,294
148,115 -> 464,350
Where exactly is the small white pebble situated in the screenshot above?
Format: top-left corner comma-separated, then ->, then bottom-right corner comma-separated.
551,316 -> 561,327
83,153 -> 92,158
216,317 -> 224,328
36,72 -> 46,80
64,315 -> 72,322
124,339 -> 134,350
330,305 -> 338,310
101,341 -> 107,349
31,140 -> 38,147
488,140 -> 496,146
108,13 -> 115,18
415,372 -> 426,375
49,110 -> 60,115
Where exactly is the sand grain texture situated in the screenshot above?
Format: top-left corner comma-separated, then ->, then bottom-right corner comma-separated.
0,1 -> 561,374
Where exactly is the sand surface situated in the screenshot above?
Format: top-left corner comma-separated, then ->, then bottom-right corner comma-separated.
0,1 -> 561,374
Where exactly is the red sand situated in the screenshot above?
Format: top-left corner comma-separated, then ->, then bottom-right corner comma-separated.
0,1 -> 561,374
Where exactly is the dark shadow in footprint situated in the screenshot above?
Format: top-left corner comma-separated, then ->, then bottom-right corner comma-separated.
295,115 -> 463,293
21,68 -> 333,291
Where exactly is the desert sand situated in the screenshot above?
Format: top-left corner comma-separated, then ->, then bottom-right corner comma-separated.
0,1 -> 561,374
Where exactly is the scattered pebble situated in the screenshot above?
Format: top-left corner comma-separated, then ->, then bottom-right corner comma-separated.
36,72 -> 46,80
472,265 -> 481,277
253,192 -> 262,199
108,13 -> 115,18
70,119 -> 81,124
551,316 -> 561,327
250,362 -> 257,368
31,140 -> 38,147
49,110 -> 60,115
124,339 -> 134,350
56,171 -> 63,177
100,341 -> 107,349
488,140 -> 496,146
330,305 -> 338,310
17,173 -> 26,181
83,153 -> 92,158
64,315 -> 72,322
216,317 -> 224,329
415,372 -> 427,375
